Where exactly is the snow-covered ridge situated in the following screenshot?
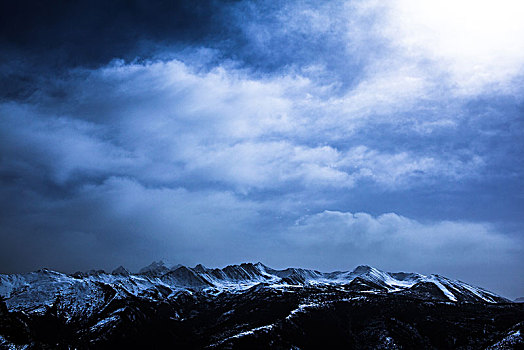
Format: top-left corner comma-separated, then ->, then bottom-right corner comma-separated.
0,262 -> 509,316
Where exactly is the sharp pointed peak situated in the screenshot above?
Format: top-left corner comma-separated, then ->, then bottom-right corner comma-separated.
138,260 -> 170,275
111,265 -> 130,276
192,264 -> 208,273
351,265 -> 375,274
254,262 -> 269,269
145,260 -> 166,267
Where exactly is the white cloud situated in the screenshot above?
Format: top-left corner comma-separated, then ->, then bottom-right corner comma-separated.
7,0 -> 518,193
339,146 -> 483,188
384,0 -> 524,94
228,0 -> 523,135
182,142 -> 482,190
0,55 -> 486,192
286,210 -> 520,273
339,63 -> 430,115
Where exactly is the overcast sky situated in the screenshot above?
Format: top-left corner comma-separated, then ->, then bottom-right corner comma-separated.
0,0 -> 523,298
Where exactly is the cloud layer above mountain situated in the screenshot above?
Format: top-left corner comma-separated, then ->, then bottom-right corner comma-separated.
0,0 -> 523,297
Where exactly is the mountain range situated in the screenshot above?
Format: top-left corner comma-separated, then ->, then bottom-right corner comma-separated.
0,262 -> 522,349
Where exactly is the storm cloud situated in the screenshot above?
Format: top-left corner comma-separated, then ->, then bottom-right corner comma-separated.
0,0 -> 523,298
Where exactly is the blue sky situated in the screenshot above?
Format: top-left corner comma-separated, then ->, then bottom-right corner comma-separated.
0,0 -> 523,298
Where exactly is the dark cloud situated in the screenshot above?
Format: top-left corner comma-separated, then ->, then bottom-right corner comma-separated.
0,0 -> 228,66
0,177 -> 267,273
0,0 -> 235,101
